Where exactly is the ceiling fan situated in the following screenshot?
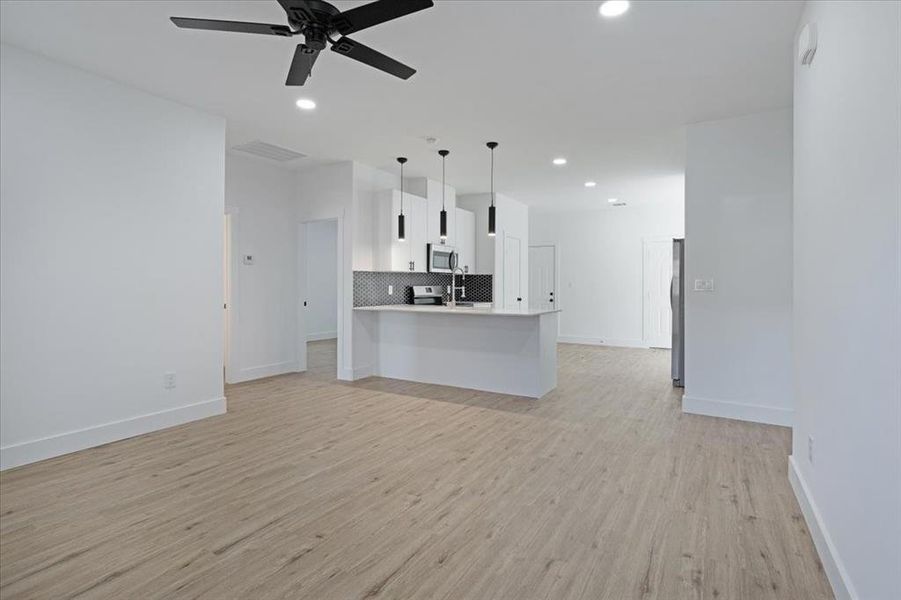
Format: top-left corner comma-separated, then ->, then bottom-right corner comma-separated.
171,0 -> 434,86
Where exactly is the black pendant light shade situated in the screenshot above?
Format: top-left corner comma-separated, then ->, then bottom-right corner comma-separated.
438,149 -> 449,241
397,157 -> 407,242
487,142 -> 498,237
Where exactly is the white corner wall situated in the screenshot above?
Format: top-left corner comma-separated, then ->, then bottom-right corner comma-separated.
305,219 -> 338,341
0,45 -> 226,470
684,108 -> 794,427
790,3 -> 901,599
225,154 -> 299,383
530,201 -> 684,348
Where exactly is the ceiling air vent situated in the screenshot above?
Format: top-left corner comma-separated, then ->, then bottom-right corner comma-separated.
231,140 -> 306,162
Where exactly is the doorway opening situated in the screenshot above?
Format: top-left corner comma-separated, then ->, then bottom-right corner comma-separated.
299,219 -> 339,381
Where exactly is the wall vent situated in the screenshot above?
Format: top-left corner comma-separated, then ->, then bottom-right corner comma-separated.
231,140 -> 306,162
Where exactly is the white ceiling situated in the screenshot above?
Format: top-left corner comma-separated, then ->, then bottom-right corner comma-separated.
0,1 -> 802,209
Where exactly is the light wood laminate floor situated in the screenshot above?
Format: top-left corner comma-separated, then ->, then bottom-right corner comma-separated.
0,341 -> 832,599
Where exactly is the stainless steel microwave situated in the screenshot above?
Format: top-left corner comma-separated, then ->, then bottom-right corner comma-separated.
427,244 -> 457,273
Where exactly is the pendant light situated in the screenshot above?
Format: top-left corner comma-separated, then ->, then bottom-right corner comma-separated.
438,149 -> 449,242
487,141 -> 498,236
396,156 -> 407,242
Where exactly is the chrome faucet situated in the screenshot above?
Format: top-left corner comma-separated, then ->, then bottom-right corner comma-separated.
448,254 -> 466,308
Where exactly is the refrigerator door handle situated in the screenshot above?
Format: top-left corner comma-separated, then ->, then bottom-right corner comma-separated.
670,276 -> 675,310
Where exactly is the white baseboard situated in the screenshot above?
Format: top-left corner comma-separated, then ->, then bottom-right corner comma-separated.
0,396 -> 227,471
351,365 -> 373,380
788,456 -> 856,600
681,394 -> 793,427
307,330 -> 338,342
558,335 -> 650,349
682,393 -> 795,427
231,360 -> 300,383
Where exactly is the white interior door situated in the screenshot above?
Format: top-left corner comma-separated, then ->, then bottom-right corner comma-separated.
529,245 -> 555,310
504,234 -> 522,309
643,239 -> 673,348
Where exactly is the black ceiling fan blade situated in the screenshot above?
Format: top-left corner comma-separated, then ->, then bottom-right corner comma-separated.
332,0 -> 434,36
286,44 -> 320,86
170,17 -> 294,37
331,37 -> 415,80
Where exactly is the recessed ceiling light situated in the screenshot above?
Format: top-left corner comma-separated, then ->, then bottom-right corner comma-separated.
599,1 -> 630,18
607,198 -> 618,203
584,181 -> 597,187
553,158 -> 567,166
295,98 -> 316,110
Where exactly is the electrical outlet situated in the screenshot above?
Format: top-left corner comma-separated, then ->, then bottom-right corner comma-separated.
164,372 -> 177,390
694,278 -> 715,292
807,435 -> 814,465
388,284 -> 393,295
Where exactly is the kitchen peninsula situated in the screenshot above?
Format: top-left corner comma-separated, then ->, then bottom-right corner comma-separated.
353,304 -> 560,398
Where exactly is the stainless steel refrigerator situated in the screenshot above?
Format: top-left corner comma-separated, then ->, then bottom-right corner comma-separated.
671,238 -> 685,387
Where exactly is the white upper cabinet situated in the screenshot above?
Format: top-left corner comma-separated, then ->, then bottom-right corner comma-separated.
372,189 -> 429,272
408,177 -> 456,248
455,208 -> 476,273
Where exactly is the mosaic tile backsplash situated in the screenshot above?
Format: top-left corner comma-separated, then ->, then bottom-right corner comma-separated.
354,271 -> 493,307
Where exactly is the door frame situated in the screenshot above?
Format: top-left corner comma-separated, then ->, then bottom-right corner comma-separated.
298,216 -> 343,379
529,242 -> 560,311
223,206 -> 238,383
642,236 -> 673,348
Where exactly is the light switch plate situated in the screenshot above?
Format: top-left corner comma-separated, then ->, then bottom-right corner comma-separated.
694,279 -> 714,292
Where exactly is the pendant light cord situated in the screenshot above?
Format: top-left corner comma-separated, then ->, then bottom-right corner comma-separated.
399,158 -> 404,215
489,144 -> 495,207
442,155 -> 446,210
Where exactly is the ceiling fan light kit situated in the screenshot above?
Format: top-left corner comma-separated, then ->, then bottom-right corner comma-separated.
171,0 -> 434,86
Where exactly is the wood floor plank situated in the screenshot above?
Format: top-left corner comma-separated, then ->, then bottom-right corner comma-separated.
0,341 -> 832,599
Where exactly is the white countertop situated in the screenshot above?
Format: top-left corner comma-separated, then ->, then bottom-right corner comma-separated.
354,304 -> 561,317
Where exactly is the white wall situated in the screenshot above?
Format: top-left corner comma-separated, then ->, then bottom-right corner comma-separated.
305,220 -> 338,341
353,161 -> 399,271
790,3 -> 901,599
0,44 -> 226,470
225,154 -> 298,383
530,201 -> 684,347
683,109 -> 794,427
457,193 -> 530,307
